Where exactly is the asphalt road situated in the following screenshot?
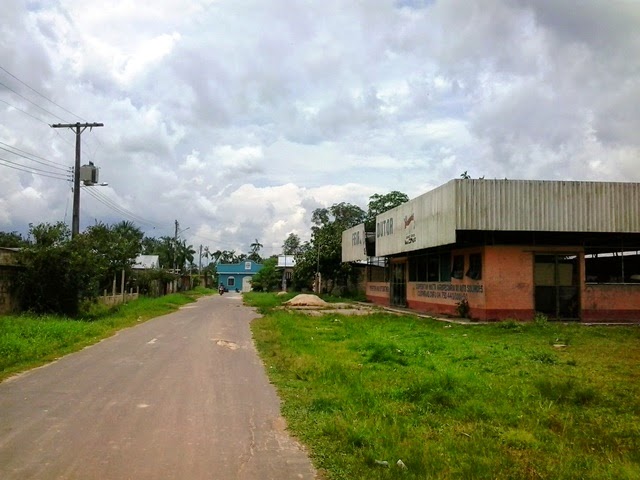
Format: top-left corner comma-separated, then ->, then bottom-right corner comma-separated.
0,293 -> 317,479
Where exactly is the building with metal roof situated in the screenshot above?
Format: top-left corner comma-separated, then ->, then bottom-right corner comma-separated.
342,179 -> 640,322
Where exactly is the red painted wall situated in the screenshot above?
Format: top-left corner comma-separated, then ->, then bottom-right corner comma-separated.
582,284 -> 640,322
366,282 -> 390,306
364,245 -> 640,322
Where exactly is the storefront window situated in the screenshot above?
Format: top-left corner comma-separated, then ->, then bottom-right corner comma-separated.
439,253 -> 451,281
466,253 -> 482,280
585,249 -> 640,283
409,253 -> 452,282
452,255 -> 464,279
427,256 -> 439,282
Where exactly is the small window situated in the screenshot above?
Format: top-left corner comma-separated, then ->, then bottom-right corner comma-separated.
409,255 -> 427,282
427,255 -> 440,282
439,253 -> 451,281
466,253 -> 482,280
452,255 -> 464,280
245,262 -> 251,270
228,277 -> 235,287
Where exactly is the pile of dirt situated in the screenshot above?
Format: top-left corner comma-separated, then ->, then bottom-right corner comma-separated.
283,294 -> 329,307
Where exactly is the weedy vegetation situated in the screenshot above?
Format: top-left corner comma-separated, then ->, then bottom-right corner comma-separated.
248,293 -> 640,479
0,287 -> 214,381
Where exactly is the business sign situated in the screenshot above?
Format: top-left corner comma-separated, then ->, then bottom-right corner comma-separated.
342,223 -> 368,262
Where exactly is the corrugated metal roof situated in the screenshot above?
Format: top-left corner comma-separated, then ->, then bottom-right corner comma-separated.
455,179 -> 640,232
371,179 -> 640,256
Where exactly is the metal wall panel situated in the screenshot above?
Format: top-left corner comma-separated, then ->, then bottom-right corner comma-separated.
360,180 -> 640,259
341,224 -> 368,262
455,180 -> 640,232
375,182 -> 457,256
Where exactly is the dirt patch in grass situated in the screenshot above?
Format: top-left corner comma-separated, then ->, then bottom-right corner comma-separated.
282,294 -> 380,316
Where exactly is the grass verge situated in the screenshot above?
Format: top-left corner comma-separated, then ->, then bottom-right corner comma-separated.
0,287 -> 214,382
248,293 -> 640,480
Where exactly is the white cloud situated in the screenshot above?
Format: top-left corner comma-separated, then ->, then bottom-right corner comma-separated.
1,0 -> 639,253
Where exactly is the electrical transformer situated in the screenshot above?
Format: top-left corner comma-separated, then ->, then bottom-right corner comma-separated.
80,162 -> 99,185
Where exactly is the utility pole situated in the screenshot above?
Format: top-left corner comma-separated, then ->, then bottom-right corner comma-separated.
173,220 -> 179,274
51,122 -> 103,237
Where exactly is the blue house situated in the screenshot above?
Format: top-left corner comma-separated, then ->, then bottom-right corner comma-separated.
217,260 -> 263,292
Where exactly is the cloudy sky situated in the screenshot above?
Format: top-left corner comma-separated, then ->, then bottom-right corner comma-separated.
1,0 -> 639,257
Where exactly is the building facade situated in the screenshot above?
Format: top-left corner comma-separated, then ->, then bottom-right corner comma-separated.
342,179 -> 640,323
217,260 -> 263,292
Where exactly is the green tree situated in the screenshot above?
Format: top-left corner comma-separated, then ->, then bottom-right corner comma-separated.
282,233 -> 302,255
175,240 -> 196,273
84,221 -> 143,292
249,257 -> 281,291
152,236 -> 176,270
364,191 -> 409,231
218,250 -> 238,263
248,238 -> 263,263
141,236 -> 163,255
293,202 -> 365,292
15,222 -> 103,316
0,231 -> 28,247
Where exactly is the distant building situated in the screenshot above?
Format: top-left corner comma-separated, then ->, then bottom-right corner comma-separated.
133,255 -> 160,270
342,179 -> 640,323
277,255 -> 296,290
217,260 -> 263,292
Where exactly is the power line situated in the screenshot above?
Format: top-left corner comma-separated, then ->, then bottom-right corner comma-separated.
0,155 -> 72,181
0,79 -> 66,122
0,98 -> 49,124
0,65 -> 88,122
0,143 -> 70,171
83,187 -> 158,228
0,72 -> 102,157
0,99 -> 96,157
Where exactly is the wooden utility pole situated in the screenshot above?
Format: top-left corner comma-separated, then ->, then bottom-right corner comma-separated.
51,122 -> 104,237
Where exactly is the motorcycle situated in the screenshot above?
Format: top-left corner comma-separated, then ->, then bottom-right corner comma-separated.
218,285 -> 225,295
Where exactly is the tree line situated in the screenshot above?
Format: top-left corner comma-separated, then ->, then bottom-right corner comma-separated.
0,222 -> 266,317
251,191 -> 408,293
1,190 -> 408,315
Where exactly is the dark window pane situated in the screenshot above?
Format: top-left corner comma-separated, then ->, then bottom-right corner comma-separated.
466,253 -> 482,280
440,253 -> 451,281
452,255 -> 464,280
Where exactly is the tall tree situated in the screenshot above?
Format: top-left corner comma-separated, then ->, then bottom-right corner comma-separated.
15,222 -> 102,316
175,240 -> 196,273
141,236 -> 163,255
282,233 -> 302,255
84,221 -> 144,291
365,191 -> 409,231
293,202 -> 365,292
248,238 -> 263,263
218,250 -> 237,264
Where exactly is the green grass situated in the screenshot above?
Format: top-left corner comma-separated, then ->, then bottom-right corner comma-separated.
243,291 -> 298,312
0,288 -> 214,381
248,293 -> 640,479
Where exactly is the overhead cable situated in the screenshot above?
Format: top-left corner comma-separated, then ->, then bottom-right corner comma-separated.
0,65 -> 88,122
83,187 -> 158,228
0,143 -> 70,171
0,155 -> 72,181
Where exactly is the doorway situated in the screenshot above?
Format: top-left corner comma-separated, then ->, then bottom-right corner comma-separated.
390,262 -> 406,307
534,254 -> 580,319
